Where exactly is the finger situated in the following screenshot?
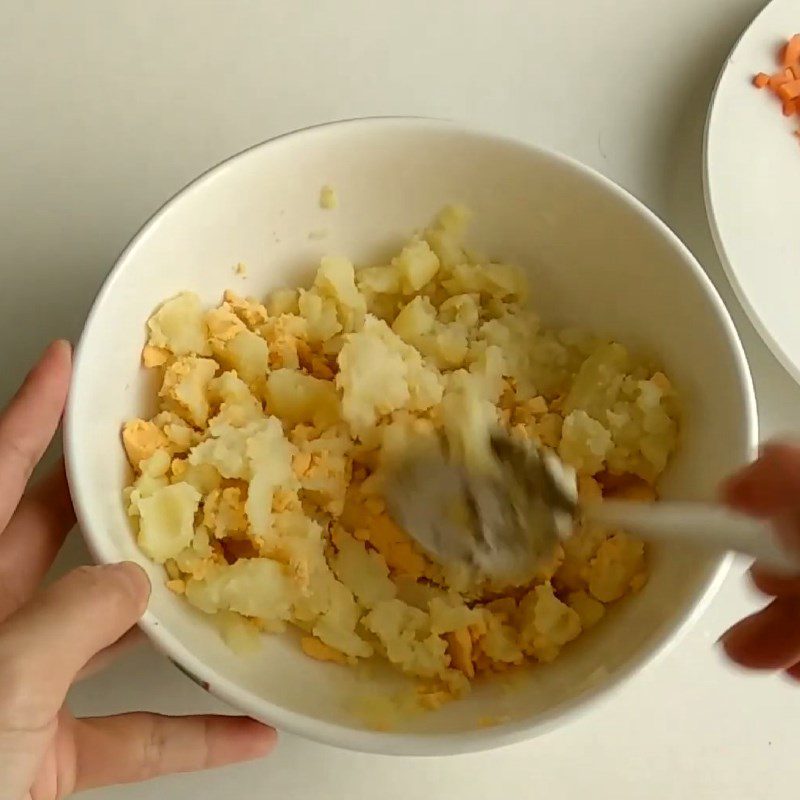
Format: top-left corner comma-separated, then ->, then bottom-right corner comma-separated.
0,562 -> 150,728
721,442 -> 800,517
785,661 -> 800,681
720,596 -> 800,669
0,460 -> 76,619
75,627 -> 147,682
0,340 -> 71,532
750,563 -> 800,598
73,713 -> 276,790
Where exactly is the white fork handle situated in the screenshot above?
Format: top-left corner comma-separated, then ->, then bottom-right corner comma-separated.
586,501 -> 800,573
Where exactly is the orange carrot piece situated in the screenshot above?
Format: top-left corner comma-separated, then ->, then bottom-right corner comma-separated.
753,34 -> 800,145
769,72 -> 790,90
778,79 -> 800,101
782,33 -> 800,67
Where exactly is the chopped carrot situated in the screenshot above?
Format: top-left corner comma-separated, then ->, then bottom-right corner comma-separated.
778,79 -> 800,101
769,72 -> 790,90
783,33 -> 800,67
754,33 -> 800,145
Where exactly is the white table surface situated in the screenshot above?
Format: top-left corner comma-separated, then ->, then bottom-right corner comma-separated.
3,1 -> 799,797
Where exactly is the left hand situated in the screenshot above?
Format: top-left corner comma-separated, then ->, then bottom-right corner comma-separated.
0,341 -> 276,800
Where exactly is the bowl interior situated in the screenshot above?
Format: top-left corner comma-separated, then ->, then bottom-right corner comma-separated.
66,120 -> 754,755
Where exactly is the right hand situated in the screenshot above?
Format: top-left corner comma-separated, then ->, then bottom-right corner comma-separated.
719,442 -> 800,679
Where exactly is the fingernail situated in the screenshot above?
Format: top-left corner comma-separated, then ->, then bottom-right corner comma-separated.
105,561 -> 152,603
51,339 -> 73,358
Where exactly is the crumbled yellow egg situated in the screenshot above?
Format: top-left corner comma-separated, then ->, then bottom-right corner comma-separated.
224,290 -> 269,326
587,532 -> 646,602
125,448 -> 171,516
362,512 -> 428,579
203,486 -> 248,539
607,476 -> 657,502
477,714 -> 512,728
154,412 -> 199,453
206,305 -> 245,343
478,613 -> 524,665
123,205 -> 680,717
122,419 -> 169,468
142,345 -> 169,368
578,475 -> 604,504
428,596 -> 484,634
567,590 -> 605,629
159,356 -> 218,427
519,583 -> 582,663
446,628 -> 475,678
418,686 -> 454,710
164,558 -> 181,581
301,635 -> 347,665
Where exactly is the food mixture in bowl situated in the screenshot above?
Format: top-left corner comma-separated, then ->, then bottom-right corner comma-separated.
122,206 -> 679,708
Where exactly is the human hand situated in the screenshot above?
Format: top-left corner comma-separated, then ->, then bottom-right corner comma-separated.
0,341 -> 276,800
720,442 -> 800,677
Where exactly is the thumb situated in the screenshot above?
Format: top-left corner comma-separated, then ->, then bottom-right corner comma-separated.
0,562 -> 150,729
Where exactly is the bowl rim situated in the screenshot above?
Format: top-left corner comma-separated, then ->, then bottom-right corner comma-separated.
64,116 -> 757,756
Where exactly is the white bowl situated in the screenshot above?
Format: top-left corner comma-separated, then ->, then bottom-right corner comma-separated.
65,118 -> 756,756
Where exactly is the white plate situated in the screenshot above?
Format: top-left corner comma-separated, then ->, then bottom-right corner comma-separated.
705,0 -> 800,382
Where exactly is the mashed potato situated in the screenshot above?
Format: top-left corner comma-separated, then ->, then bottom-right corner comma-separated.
122,206 -> 679,709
